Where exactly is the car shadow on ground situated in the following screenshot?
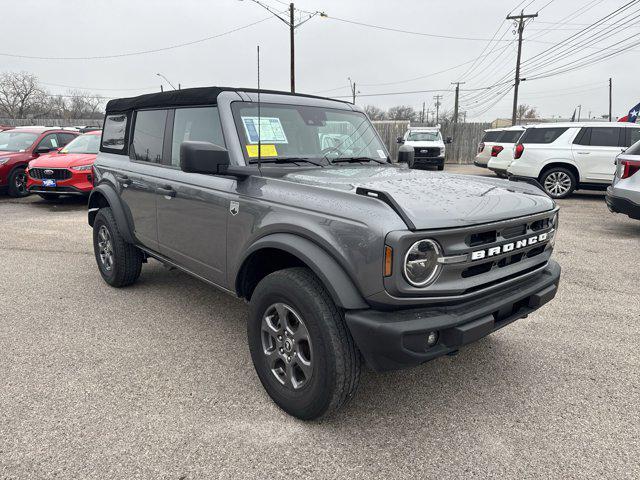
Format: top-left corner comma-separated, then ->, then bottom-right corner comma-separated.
27,194 -> 88,211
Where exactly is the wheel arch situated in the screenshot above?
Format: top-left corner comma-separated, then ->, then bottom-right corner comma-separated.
539,161 -> 580,183
87,184 -> 135,244
235,233 -> 369,310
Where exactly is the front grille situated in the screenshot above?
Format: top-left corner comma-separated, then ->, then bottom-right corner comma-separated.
413,147 -> 440,158
29,168 -> 72,180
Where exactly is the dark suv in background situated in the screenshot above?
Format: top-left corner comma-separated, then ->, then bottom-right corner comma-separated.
88,87 -> 561,420
0,127 -> 79,197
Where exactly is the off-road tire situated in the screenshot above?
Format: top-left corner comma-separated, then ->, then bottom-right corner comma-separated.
93,207 -> 142,287
8,166 -> 29,197
539,167 -> 577,199
248,267 -> 361,420
437,165 -> 445,171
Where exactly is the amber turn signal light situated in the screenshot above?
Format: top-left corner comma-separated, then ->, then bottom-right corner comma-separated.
384,246 -> 393,277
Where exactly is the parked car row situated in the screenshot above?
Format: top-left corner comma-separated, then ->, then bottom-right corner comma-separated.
0,126 -> 100,199
475,123 -> 640,208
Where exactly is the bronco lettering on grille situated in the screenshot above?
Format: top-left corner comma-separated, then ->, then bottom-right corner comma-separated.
470,232 -> 549,261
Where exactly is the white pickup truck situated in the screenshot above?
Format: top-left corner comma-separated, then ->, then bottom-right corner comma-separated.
397,126 -> 450,171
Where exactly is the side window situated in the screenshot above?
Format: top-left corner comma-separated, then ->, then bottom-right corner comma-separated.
573,127 -> 590,146
520,127 -> 568,144
588,127 -> 621,147
170,106 -> 224,167
102,114 -> 128,151
37,133 -> 59,151
131,109 -> 168,163
58,133 -> 77,146
624,128 -> 640,148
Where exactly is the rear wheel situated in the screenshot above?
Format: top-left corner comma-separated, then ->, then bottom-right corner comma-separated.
8,167 -> 29,197
540,167 -> 576,199
248,267 -> 361,420
92,207 -> 142,287
437,165 -> 444,171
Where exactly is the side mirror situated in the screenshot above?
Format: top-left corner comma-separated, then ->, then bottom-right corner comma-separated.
35,146 -> 53,154
397,144 -> 415,166
445,137 -> 453,144
396,136 -> 405,144
180,141 -> 230,174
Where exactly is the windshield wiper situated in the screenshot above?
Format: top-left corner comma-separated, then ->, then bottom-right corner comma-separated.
249,157 -> 326,167
330,156 -> 387,164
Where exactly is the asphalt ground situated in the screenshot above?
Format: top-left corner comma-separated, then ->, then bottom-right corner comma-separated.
1,164 -> 638,479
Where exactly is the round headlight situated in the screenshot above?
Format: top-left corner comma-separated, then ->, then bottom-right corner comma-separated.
403,239 -> 442,287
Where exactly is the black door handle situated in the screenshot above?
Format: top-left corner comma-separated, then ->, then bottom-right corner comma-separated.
116,174 -> 132,186
156,185 -> 176,197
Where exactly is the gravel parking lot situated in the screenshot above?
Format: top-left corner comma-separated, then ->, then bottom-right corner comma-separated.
1,164 -> 638,479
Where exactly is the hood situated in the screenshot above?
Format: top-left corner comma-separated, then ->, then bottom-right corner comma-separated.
29,152 -> 96,168
280,165 -> 554,230
405,140 -> 444,147
0,151 -> 31,161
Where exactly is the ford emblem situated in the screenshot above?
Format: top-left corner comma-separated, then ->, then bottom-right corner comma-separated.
44,169 -> 54,175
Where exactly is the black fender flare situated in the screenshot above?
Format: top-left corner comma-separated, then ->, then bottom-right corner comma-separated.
87,184 -> 135,244
236,233 -> 369,310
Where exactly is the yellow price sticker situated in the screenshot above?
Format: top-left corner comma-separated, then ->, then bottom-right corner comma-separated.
246,144 -> 278,158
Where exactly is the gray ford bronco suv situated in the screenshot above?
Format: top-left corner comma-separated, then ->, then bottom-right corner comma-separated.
88,87 -> 561,420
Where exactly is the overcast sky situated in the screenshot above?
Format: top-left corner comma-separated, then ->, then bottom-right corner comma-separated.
3,0 -> 639,121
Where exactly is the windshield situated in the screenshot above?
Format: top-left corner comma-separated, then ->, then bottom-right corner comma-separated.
0,131 -> 38,152
60,133 -> 100,154
232,102 -> 389,163
406,131 -> 441,142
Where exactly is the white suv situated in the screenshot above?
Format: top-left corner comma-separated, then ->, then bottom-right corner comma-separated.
474,128 -> 503,168
507,122 -> 640,198
486,126 -> 526,177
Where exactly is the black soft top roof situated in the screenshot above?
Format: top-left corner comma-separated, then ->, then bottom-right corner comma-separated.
105,86 -> 344,113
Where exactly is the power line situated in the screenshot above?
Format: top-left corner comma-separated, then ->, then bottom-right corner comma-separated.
0,16 -> 275,60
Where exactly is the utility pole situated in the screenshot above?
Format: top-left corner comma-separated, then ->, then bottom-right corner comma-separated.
242,1 -> 326,93
609,78 -> 613,121
577,104 -> 582,122
348,77 -> 359,104
451,82 -> 465,124
433,94 -> 443,124
421,102 -> 426,123
289,3 -> 295,93
507,10 -> 538,126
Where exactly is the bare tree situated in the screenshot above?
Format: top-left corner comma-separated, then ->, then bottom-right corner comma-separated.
364,105 -> 386,121
386,105 -> 417,121
0,72 -> 48,118
516,104 -> 538,123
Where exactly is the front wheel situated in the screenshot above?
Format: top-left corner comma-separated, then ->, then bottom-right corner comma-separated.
540,167 -> 576,199
8,167 -> 29,197
92,207 -> 142,287
437,165 -> 444,171
248,267 -> 361,420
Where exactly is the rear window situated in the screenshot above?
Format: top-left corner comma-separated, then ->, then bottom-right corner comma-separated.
626,140 -> 640,156
131,109 -> 168,163
482,131 -> 502,142
520,127 -> 568,144
102,114 -> 128,151
498,130 -> 523,143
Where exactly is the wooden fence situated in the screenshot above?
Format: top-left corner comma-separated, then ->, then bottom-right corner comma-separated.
372,121 -> 491,164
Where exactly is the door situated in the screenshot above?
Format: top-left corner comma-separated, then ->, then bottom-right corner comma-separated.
572,127 -> 624,182
155,106 -> 232,286
118,109 -> 170,251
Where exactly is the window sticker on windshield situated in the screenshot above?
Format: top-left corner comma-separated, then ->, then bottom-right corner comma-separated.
377,149 -> 386,159
242,117 -> 288,144
246,144 -> 278,158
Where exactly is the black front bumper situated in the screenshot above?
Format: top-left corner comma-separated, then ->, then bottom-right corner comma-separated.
345,260 -> 561,372
413,156 -> 444,168
606,188 -> 640,220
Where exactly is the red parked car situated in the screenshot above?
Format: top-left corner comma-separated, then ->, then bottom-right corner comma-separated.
26,130 -> 101,200
0,127 -> 79,197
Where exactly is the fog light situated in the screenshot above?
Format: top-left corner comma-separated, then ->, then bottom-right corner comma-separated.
426,331 -> 439,347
